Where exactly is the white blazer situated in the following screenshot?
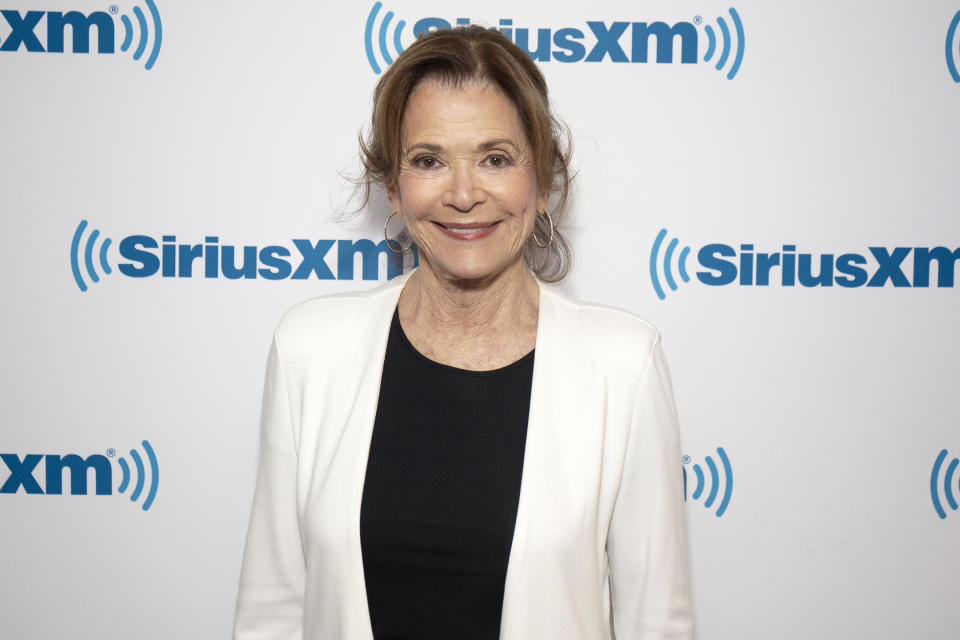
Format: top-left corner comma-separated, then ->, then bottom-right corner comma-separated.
234,272 -> 694,639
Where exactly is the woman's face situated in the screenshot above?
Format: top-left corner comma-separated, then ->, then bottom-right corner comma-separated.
387,79 -> 547,284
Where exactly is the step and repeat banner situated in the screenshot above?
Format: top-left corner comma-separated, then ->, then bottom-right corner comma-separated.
2,1 -> 958,637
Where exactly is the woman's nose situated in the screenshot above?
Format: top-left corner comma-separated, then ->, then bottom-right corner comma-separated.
442,166 -> 486,213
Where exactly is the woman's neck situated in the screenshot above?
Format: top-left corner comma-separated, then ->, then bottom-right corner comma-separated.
396,259 -> 540,370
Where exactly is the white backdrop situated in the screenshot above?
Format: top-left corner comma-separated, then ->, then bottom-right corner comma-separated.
1,1 -> 958,638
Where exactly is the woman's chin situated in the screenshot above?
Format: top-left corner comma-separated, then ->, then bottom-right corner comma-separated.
424,254 -> 523,286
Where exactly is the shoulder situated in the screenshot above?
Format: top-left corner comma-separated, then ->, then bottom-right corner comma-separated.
273,277 -> 405,365
540,284 -> 662,382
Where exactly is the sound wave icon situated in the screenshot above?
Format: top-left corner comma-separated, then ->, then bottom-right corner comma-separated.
116,440 -> 159,511
947,10 -> 960,83
683,447 -> 733,517
931,449 -> 960,519
649,228 -> 691,300
70,220 -> 112,292
118,0 -> 163,70
702,8 -> 745,80
364,2 -> 407,74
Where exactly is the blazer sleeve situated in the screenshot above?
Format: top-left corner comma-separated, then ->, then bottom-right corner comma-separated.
234,334 -> 306,639
607,335 -> 694,639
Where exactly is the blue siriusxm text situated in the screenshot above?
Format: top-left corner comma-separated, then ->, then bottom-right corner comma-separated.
1,440 -> 159,510
423,17 -> 701,64
0,2 -> 162,69
117,235 -> 407,280
650,229 -> 960,299
70,220 -> 411,291
365,4 -> 744,79
1,452 -> 112,495
697,244 -> 960,288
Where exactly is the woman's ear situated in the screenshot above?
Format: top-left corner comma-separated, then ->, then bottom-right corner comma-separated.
536,187 -> 550,214
386,183 -> 402,217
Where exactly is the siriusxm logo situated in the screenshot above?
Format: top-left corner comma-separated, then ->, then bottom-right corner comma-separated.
0,1 -> 162,70
931,449 -> 960,520
364,3 -> 745,80
683,447 -> 733,517
650,228 -> 960,300
948,10 -> 960,82
1,440 -> 159,511
70,220 -> 408,291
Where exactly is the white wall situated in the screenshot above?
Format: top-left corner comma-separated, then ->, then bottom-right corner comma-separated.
1,1 -> 958,637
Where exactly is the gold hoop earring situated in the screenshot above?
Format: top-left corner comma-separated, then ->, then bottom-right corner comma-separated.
532,209 -> 554,249
384,211 -> 413,253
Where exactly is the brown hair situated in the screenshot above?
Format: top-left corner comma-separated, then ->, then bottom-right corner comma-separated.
359,25 -> 573,282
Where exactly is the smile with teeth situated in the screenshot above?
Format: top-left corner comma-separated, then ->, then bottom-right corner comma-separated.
445,225 -> 492,234
435,221 -> 500,239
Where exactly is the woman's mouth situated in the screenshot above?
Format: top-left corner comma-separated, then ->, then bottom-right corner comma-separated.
435,221 -> 500,240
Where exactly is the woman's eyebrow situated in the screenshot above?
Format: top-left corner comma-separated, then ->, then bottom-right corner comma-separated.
477,139 -> 518,151
404,139 -> 519,154
405,143 -> 443,154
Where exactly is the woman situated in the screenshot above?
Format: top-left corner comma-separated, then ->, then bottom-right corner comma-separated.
235,26 -> 693,639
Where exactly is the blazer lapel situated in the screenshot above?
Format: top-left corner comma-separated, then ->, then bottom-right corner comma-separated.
335,276 -> 408,638
499,284 -> 607,639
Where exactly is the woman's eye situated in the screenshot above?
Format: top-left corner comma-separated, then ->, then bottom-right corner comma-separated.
412,156 -> 438,169
485,154 -> 511,168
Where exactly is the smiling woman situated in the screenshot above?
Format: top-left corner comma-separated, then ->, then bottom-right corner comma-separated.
235,25 -> 694,640
360,25 -> 573,284
389,81 -> 545,290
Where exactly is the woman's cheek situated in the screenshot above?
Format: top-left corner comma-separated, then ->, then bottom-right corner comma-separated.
397,177 -> 440,218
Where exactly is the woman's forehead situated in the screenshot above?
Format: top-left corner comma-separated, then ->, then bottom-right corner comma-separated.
401,80 -> 527,149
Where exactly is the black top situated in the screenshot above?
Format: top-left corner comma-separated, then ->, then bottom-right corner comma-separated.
359,309 -> 534,640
